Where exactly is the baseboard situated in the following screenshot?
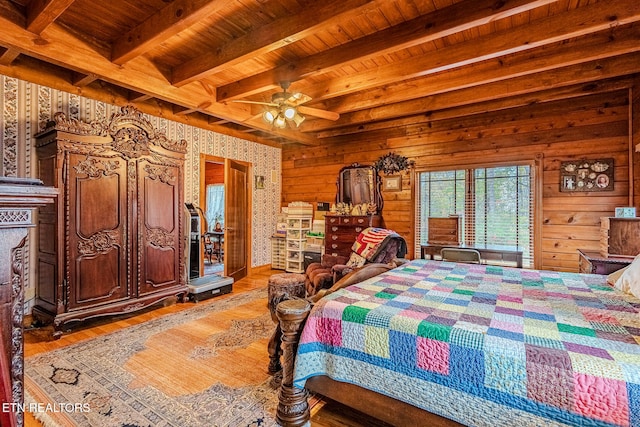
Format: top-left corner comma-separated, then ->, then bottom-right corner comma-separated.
250,264 -> 275,275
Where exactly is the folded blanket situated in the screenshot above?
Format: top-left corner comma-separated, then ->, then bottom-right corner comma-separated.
351,227 -> 402,261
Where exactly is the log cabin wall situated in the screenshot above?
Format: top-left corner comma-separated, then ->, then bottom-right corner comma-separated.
282,90 -> 632,273
633,84 -> 640,213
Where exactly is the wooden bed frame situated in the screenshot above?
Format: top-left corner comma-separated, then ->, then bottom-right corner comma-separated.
272,263 -> 464,427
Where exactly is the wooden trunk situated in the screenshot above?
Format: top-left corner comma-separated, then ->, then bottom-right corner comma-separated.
33,107 -> 188,335
600,217 -> 640,257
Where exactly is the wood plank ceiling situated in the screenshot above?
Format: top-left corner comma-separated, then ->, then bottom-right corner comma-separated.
0,0 -> 638,147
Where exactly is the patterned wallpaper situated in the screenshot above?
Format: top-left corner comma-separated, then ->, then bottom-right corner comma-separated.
0,74 -> 281,310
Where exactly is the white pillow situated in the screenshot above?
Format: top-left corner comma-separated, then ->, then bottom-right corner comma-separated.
614,254 -> 640,299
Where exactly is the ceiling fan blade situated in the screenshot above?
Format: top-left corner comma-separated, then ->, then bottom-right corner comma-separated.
287,92 -> 312,105
232,100 -> 277,107
298,105 -> 340,121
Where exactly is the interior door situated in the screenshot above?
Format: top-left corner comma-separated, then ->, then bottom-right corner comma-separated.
225,159 -> 249,281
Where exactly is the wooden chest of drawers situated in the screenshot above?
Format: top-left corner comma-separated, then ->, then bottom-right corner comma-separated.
325,215 -> 382,257
427,216 -> 460,245
600,217 -> 640,257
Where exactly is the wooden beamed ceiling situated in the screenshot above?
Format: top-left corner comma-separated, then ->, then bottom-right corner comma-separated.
0,0 -> 637,147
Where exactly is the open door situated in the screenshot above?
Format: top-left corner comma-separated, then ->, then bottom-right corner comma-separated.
224,159 -> 250,281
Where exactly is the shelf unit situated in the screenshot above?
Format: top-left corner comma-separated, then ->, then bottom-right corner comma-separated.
271,234 -> 287,270
286,215 -> 312,273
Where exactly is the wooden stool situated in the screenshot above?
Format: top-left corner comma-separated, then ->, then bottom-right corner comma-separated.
267,272 -> 306,374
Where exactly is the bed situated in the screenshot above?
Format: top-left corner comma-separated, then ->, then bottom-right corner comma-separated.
274,259 -> 640,427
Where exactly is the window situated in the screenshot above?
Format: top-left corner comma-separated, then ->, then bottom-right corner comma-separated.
416,164 -> 534,267
205,184 -> 224,231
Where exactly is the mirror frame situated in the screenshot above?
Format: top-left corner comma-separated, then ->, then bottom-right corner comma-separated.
336,163 -> 383,214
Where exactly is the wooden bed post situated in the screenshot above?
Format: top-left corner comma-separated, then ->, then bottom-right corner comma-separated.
275,298 -> 312,427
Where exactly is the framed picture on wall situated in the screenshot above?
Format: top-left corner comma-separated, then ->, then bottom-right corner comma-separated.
254,175 -> 265,189
560,158 -> 613,192
383,175 -> 401,191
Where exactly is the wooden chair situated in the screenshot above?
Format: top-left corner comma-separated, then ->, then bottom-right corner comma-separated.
203,236 -> 214,263
440,248 -> 482,264
213,237 -> 223,262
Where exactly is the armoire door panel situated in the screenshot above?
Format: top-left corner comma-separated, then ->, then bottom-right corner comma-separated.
72,249 -> 124,307
76,173 -> 122,236
67,153 -> 130,310
144,246 -> 177,287
143,176 -> 176,232
137,160 -> 182,295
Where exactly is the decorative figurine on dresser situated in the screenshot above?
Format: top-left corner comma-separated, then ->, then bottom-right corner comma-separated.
33,106 -> 188,336
324,164 -> 383,257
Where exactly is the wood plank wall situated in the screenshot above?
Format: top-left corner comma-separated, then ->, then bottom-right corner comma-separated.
282,90 -> 632,272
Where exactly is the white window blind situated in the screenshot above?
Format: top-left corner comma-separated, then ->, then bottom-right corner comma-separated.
416,164 -> 534,267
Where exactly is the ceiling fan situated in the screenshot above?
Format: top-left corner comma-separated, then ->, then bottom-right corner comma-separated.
233,82 -> 339,129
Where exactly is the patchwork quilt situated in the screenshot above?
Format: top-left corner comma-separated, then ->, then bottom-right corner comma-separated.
294,259 -> 640,427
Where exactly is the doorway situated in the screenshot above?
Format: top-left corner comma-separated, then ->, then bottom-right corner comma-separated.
199,154 -> 250,282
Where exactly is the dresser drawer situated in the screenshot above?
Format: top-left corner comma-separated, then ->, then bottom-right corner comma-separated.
327,232 -> 355,244
340,216 -> 369,225
324,215 -> 382,257
327,241 -> 353,256
328,224 -> 366,235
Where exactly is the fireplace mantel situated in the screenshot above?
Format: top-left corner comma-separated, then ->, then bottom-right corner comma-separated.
0,178 -> 56,427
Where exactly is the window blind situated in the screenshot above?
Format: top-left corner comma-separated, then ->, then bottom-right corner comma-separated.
417,164 -> 534,267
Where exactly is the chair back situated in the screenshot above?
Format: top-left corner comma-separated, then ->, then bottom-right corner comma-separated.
440,248 -> 482,264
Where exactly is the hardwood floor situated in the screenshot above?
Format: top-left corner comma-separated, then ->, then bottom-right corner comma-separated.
23,268 -> 390,427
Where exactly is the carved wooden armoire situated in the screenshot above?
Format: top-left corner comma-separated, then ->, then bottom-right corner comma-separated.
33,106 -> 188,335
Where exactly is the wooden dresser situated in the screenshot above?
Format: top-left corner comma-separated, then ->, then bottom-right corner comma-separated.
324,214 -> 382,257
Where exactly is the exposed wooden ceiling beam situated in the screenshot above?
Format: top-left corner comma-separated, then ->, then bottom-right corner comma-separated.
0,13 -> 316,145
316,78 -> 635,139
128,91 -> 153,103
0,54 -> 277,148
314,24 -> 640,121
0,48 -> 20,66
310,53 -> 640,132
290,0 -> 640,104
216,0 -> 558,102
111,0 -> 228,65
71,72 -> 98,87
171,0 -> 386,87
26,0 -> 75,34
173,101 -> 212,116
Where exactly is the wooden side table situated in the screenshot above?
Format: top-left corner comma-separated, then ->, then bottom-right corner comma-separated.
577,249 -> 632,275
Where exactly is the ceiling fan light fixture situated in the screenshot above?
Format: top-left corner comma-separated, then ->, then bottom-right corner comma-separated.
292,112 -> 305,127
274,114 -> 287,128
283,106 -> 297,120
263,108 -> 278,124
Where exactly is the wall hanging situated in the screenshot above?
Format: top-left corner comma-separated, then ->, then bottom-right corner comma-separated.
560,158 -> 613,192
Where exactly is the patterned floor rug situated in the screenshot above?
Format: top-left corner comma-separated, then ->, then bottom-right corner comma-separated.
24,288 -> 295,427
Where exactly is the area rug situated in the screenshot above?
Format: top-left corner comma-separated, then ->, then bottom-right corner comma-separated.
24,287 -> 311,427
